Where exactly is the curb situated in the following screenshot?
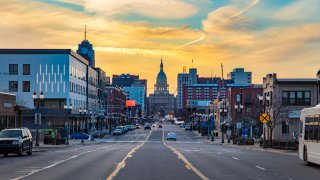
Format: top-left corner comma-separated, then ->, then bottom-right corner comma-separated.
206,141 -> 298,156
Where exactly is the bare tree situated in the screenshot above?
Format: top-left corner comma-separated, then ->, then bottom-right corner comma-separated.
266,100 -> 288,147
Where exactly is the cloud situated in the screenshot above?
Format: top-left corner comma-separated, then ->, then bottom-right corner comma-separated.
274,0 -> 320,21
202,0 -> 260,34
175,35 -> 205,49
83,0 -> 198,19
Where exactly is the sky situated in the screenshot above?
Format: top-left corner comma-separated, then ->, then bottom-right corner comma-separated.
1,0 -> 320,94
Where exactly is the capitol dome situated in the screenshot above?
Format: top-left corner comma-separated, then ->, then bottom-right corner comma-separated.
155,58 -> 169,93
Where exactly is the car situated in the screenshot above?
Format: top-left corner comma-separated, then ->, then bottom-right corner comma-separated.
179,124 -> 185,128
113,128 -> 123,135
166,132 -> 177,141
126,125 -> 133,131
135,125 -> 141,129
70,132 -> 89,140
158,125 -> 162,128
152,124 -> 157,127
185,125 -> 192,131
123,126 -> 128,133
115,126 -> 125,134
130,125 -> 136,130
144,125 -> 151,130
0,128 -> 33,156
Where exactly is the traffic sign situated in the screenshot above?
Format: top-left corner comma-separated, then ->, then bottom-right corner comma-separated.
260,113 -> 270,124
236,122 -> 242,129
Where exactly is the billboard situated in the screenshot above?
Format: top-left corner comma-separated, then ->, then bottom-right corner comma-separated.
126,100 -> 136,107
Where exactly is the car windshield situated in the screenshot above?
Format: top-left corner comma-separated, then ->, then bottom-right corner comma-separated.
0,130 -> 23,138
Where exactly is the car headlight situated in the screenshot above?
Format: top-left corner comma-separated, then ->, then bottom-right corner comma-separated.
12,140 -> 19,145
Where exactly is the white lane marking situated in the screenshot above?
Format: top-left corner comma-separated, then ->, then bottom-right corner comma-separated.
164,142 -> 209,180
106,143 -> 144,180
256,166 -> 266,171
10,151 -> 91,180
145,129 -> 152,142
217,152 -> 222,155
232,157 -> 239,160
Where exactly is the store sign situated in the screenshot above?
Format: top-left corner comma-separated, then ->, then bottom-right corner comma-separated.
288,110 -> 301,119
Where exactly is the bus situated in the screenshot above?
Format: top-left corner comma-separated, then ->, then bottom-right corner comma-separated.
299,104 -> 320,165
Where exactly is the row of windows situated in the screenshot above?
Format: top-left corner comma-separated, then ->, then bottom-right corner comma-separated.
9,64 -> 30,75
304,115 -> 320,142
70,65 -> 86,81
70,82 -> 86,95
8,81 -> 30,92
282,91 -> 311,106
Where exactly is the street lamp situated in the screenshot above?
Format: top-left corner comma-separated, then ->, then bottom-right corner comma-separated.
234,104 -> 243,145
317,69 -> 320,104
220,100 -> 228,144
64,103 -> 72,145
79,108 -> 87,144
258,94 -> 271,148
32,91 -> 44,147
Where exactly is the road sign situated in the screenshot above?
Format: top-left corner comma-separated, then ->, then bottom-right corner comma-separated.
260,113 -> 270,124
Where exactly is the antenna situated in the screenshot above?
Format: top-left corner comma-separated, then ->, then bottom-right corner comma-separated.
183,66 -> 186,73
84,25 -> 87,40
221,63 -> 224,80
192,59 -> 194,68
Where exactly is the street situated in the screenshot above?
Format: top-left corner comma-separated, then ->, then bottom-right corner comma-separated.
1,124 -> 320,180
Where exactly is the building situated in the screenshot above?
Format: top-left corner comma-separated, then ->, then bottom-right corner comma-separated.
0,92 -> 17,130
148,59 -> 175,117
105,86 -> 126,114
177,67 -> 197,114
263,73 -> 319,146
227,85 -> 263,139
77,26 -> 95,68
0,49 -> 95,137
227,68 -> 252,86
112,74 -> 147,113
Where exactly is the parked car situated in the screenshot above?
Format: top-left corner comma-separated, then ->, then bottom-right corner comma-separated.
122,126 -> 128,133
115,126 -> 125,134
113,128 -> 123,135
158,125 -> 162,128
179,124 -> 185,128
166,132 -> 177,141
70,132 -> 89,140
0,128 -> 33,156
129,125 -> 136,130
144,124 -> 151,130
185,124 -> 192,131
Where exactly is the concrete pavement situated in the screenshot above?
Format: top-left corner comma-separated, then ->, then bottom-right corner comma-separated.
1,123 -> 320,180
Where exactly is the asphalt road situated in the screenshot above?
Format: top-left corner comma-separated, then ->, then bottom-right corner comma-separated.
1,123 -> 320,180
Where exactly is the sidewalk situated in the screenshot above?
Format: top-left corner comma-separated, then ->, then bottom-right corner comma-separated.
192,130 -> 298,156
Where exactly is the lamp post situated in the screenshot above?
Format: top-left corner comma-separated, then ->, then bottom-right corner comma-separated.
258,94 -> 271,148
32,91 -> 44,147
234,104 -> 243,145
79,108 -> 87,144
317,69 -> 320,105
220,100 -> 228,144
64,103 -> 72,145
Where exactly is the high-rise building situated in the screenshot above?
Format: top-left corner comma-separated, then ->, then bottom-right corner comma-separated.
148,59 -> 175,116
77,25 -> 95,68
177,68 -> 197,113
112,74 -> 147,113
227,68 -> 252,86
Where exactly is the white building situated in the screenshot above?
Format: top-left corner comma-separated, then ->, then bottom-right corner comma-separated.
177,68 -> 197,112
227,68 -> 252,86
0,49 -> 91,110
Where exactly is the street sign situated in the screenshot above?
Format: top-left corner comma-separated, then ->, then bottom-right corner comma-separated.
260,113 -> 270,124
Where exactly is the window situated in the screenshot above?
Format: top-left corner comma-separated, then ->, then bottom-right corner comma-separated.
9,64 -> 18,75
314,115 -> 319,142
282,91 -> 311,106
23,81 -> 30,92
282,121 -> 288,134
9,81 -> 18,92
23,64 -> 30,75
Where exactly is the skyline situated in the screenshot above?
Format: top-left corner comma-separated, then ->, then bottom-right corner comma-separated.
1,0 -> 319,93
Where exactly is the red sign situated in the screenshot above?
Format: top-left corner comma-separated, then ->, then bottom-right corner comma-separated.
126,100 -> 136,107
